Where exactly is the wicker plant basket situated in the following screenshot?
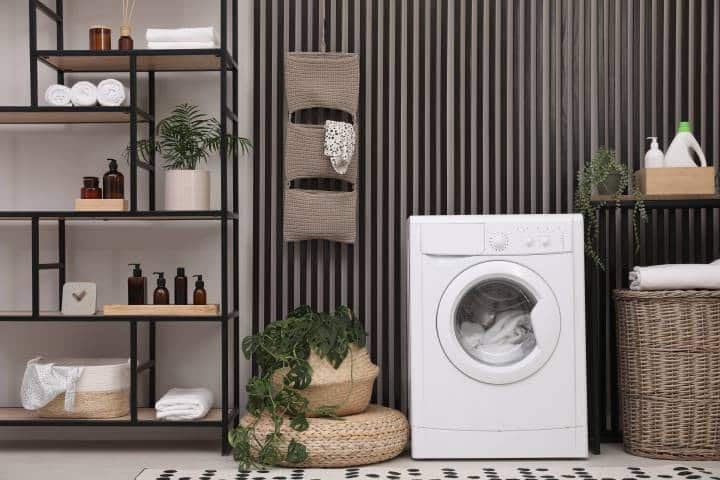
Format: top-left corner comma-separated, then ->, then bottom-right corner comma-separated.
272,344 -> 378,417
239,405 -> 408,467
36,358 -> 130,419
614,289 -> 720,460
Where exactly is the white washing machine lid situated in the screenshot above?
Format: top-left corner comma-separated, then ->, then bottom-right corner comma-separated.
436,260 -> 561,385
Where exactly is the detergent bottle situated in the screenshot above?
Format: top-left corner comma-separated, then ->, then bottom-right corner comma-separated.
664,121 -> 707,168
644,137 -> 665,168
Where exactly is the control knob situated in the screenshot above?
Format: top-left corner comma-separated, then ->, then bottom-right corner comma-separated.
490,232 -> 509,251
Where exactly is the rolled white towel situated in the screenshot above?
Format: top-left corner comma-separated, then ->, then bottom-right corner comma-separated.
97,79 -> 127,107
147,41 -> 216,50
629,259 -> 720,291
155,387 -> 213,421
146,27 -> 216,43
44,84 -> 71,106
70,81 -> 97,107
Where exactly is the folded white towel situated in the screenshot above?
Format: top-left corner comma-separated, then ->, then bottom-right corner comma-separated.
97,79 -> 128,107
629,259 -> 720,291
147,41 -> 217,49
146,27 -> 216,43
324,120 -> 356,174
20,357 -> 84,412
70,81 -> 97,107
155,387 -> 213,421
44,84 -> 71,106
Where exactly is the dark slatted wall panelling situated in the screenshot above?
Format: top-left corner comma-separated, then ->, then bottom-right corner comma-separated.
253,0 -> 720,441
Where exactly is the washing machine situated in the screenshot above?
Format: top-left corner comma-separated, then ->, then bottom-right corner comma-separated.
407,214 -> 587,459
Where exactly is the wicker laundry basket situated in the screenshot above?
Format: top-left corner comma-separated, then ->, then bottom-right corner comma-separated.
37,358 -> 130,419
239,405 -> 408,467
272,344 -> 378,417
614,289 -> 720,460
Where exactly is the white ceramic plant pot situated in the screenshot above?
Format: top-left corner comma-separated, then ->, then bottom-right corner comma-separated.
164,170 -> 210,211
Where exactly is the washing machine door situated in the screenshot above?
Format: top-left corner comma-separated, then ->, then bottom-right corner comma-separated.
436,260 -> 561,385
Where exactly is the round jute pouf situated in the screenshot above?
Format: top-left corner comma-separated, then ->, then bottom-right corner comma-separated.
272,344 -> 379,417
239,405 -> 409,467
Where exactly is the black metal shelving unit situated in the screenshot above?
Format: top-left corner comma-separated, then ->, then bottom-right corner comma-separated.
586,194 -> 720,454
0,0 -> 241,454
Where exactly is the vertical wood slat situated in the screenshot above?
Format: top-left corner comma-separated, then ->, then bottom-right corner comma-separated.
253,0 -> 720,431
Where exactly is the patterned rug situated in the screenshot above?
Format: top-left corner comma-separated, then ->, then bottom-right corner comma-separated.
137,465 -> 719,480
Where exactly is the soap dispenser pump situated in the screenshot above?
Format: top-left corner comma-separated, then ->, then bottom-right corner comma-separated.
128,263 -> 147,305
193,275 -> 207,305
153,272 -> 170,305
644,137 -> 665,168
103,158 -> 124,199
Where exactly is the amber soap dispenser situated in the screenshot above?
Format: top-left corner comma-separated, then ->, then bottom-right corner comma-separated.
193,275 -> 207,305
128,263 -> 147,305
153,272 -> 170,305
103,158 -> 124,199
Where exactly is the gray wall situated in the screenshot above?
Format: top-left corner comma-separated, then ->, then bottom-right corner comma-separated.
253,0 -> 720,423
0,0 -> 254,440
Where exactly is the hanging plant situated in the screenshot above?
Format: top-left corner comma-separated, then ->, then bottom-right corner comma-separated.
575,147 -> 647,269
229,305 -> 368,469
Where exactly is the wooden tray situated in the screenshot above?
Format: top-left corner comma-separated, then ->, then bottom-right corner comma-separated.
103,304 -> 220,316
634,167 -> 717,195
75,199 -> 128,211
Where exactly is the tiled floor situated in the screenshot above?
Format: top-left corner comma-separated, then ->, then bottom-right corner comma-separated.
0,442 -> 717,480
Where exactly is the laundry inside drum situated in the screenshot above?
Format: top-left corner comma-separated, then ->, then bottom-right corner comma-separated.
454,279 -> 538,366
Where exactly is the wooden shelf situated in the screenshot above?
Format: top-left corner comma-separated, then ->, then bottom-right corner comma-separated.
0,106 -> 147,124
0,210 -> 235,221
37,49 -> 234,73
0,407 -> 225,426
591,194 -> 720,209
0,311 -> 236,322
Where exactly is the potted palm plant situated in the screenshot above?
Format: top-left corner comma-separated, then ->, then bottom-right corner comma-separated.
129,103 -> 252,210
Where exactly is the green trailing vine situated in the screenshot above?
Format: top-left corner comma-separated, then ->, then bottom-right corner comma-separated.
575,147 -> 647,270
228,305 -> 367,469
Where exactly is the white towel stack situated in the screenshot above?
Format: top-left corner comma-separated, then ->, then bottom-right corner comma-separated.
155,387 -> 213,421
45,80 -> 127,107
146,27 -> 217,49
629,259 -> 720,291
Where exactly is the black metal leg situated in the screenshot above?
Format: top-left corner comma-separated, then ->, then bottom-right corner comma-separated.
149,322 -> 156,406
129,55 -> 138,212
31,217 -> 39,317
148,71 -> 156,211
28,0 -> 38,107
58,220 -> 65,309
130,320 -> 138,422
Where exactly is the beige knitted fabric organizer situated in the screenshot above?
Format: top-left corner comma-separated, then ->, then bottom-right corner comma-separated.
283,52 -> 360,243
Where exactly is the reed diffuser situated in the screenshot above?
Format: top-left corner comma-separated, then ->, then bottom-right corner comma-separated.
119,0 -> 137,50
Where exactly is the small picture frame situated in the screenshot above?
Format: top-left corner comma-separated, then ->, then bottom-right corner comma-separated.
61,282 -> 97,316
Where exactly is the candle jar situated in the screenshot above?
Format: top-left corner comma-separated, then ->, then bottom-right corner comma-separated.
89,25 -> 112,51
81,177 -> 102,199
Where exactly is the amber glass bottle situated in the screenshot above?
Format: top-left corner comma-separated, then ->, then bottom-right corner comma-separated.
193,275 -> 207,305
81,177 -> 102,199
153,272 -> 170,305
118,25 -> 134,50
103,158 -> 124,199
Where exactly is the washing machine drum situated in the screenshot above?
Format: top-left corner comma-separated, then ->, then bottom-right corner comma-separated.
437,261 -> 561,385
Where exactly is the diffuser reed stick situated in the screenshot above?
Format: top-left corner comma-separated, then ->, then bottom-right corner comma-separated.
122,0 -> 137,27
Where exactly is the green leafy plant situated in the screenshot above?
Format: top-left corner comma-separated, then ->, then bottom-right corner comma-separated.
575,147 -> 647,269
127,103 -> 252,170
228,305 -> 367,469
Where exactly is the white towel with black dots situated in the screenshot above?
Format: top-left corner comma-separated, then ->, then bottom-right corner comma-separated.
323,120 -> 355,175
20,357 -> 84,412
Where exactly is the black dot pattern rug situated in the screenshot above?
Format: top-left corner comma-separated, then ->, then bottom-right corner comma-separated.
137,465 -> 719,480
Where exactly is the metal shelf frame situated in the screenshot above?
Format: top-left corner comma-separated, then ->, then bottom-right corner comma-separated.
0,0 -> 242,454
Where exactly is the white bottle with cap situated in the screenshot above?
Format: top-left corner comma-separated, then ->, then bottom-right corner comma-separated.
644,136 -> 665,168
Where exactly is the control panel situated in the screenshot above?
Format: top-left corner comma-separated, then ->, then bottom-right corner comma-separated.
485,222 -> 572,255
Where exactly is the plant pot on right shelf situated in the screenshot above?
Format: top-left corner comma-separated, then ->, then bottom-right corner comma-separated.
164,170 -> 210,210
597,173 -> 622,195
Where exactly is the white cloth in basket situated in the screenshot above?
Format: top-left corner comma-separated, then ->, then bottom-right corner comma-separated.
155,387 -> 213,421
21,357 -> 84,412
323,120 -> 355,175
629,259 -> 720,291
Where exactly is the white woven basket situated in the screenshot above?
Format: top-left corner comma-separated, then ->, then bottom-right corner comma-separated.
36,358 -> 130,419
